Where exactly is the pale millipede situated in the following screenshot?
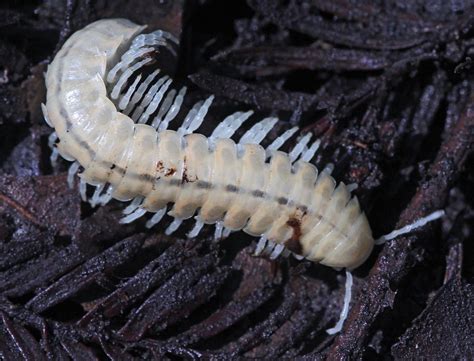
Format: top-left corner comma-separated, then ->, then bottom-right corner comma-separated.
42,18 -> 444,334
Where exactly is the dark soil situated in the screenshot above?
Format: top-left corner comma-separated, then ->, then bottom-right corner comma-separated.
0,0 -> 473,360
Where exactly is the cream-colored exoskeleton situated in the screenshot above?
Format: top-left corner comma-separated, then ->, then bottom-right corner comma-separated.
43,19 -> 444,334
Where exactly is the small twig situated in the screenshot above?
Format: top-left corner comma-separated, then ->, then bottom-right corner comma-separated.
0,192 -> 43,228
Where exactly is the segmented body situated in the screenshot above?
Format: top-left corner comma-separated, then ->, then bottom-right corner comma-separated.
44,19 -> 374,270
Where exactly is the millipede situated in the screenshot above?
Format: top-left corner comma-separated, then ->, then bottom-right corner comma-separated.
42,18 -> 444,334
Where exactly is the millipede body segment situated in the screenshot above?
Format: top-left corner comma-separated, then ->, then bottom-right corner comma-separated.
44,18 -> 375,270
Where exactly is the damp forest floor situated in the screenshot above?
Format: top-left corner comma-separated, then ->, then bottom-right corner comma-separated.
0,1 -> 473,360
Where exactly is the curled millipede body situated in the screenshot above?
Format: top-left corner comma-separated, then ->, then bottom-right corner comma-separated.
43,19 -> 442,273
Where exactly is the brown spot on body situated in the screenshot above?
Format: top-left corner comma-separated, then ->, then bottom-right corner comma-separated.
181,169 -> 189,183
181,156 -> 197,184
157,160 -> 176,177
165,167 -> 176,177
284,208 -> 307,255
181,156 -> 188,183
157,161 -> 164,172
285,217 -> 303,254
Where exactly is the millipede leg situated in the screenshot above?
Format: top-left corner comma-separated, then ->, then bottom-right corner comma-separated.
67,161 -> 80,188
157,86 -> 187,131
50,148 -> 59,165
269,243 -> 285,260
111,58 -> 152,100
79,178 -> 88,202
326,270 -> 353,335
262,240 -> 277,256
130,30 -> 178,55
137,78 -> 173,124
289,133 -> 312,163
120,207 -> 147,224
47,132 -> 57,149
254,235 -> 268,256
107,28 -> 177,87
125,69 -> 161,115
210,111 -> 254,143
178,95 -> 215,136
48,132 -> 59,164
239,117 -> 279,145
145,208 -> 166,229
266,127 -> 298,158
107,47 -> 155,84
165,218 -> 183,235
188,218 -> 204,238
131,30 -> 175,48
322,163 -> 335,175
99,185 -> 114,206
301,139 -> 321,162
90,184 -> 105,208
346,183 -> 358,193
131,75 -> 170,121
375,210 -> 445,245
118,74 -> 142,110
223,227 -> 232,238
41,103 -> 52,127
151,88 -> 176,129
214,221 -> 224,240
123,196 -> 144,215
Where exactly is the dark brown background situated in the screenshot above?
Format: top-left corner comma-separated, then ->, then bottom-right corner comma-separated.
0,0 -> 473,360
